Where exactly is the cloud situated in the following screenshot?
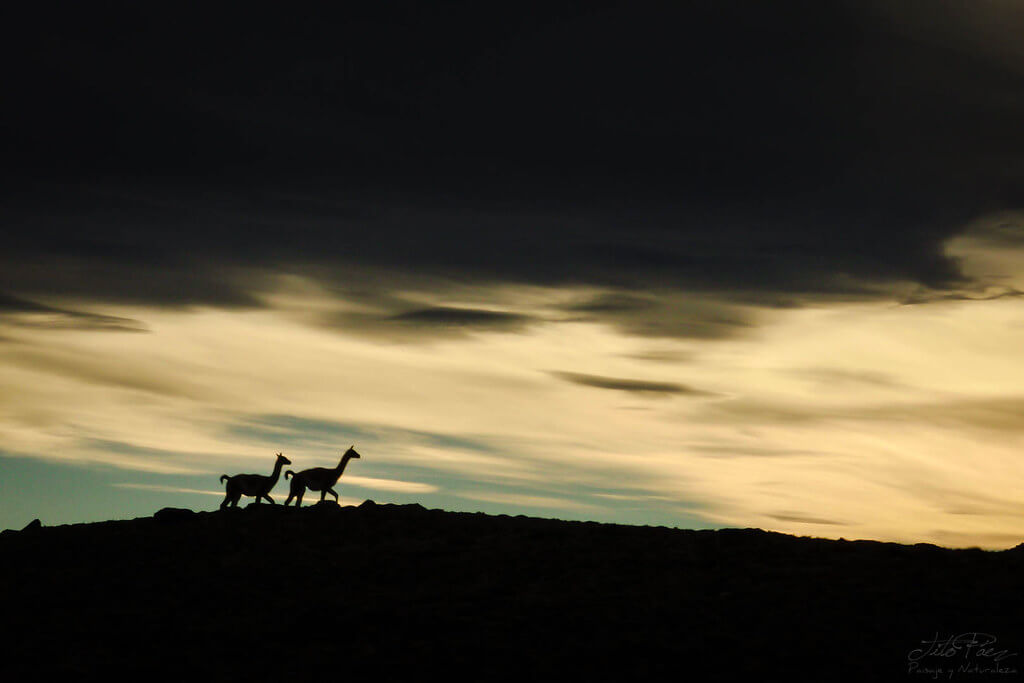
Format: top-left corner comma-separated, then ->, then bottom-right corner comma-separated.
621,350 -> 696,364
3,349 -> 204,399
766,513 -> 848,526
456,490 -> 598,513
0,260 -> 265,310
324,305 -> 543,341
689,444 -> 827,458
550,371 -> 715,397
927,530 -> 1024,548
229,414 -> 503,456
8,2 -> 1024,315
790,368 -> 904,391
342,475 -> 438,494
702,396 -> 1024,434
285,285 -> 550,342
562,293 -> 654,315
387,306 -> 536,330
0,293 -> 148,332
900,286 -> 1024,306
557,291 -> 757,340
111,482 -> 223,497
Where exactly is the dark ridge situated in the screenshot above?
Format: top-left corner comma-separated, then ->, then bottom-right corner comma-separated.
2,502 -> 1022,681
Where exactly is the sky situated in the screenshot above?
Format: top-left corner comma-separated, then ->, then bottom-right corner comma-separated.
5,1 -> 1024,547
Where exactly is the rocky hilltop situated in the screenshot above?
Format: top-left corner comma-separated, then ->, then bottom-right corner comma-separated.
2,501 -> 1022,681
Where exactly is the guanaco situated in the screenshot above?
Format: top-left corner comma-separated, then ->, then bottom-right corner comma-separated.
283,446 -> 361,506
219,452 -> 291,509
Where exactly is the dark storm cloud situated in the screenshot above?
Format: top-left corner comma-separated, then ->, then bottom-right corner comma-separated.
955,212 -> 1024,246
0,253 -> 264,310
550,371 -> 714,396
5,1 -> 1024,316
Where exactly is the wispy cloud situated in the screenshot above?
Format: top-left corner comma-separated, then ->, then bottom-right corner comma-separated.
766,513 -> 848,526
0,293 -> 148,332
456,491 -> 598,513
343,475 -> 438,493
549,371 -> 715,396
900,286 -> 1024,306
111,483 -> 223,497
387,306 -> 538,330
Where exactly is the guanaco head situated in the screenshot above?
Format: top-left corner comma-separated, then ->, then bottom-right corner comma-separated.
344,445 -> 361,460
276,452 -> 292,465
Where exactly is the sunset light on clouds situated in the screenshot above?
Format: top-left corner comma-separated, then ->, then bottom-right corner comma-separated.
6,1 -> 1024,549
6,244 -> 1024,547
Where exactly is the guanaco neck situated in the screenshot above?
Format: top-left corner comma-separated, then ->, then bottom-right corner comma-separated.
268,458 -> 286,486
334,453 -> 353,477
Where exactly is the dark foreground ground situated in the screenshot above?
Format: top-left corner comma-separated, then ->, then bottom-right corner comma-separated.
1,502 -> 1022,681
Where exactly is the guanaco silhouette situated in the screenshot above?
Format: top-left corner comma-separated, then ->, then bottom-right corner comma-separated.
283,446 -> 361,506
219,452 -> 291,509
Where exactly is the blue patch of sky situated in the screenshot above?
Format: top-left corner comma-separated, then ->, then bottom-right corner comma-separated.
0,451 -> 223,530
1,414 -> 718,532
0,448 -> 715,531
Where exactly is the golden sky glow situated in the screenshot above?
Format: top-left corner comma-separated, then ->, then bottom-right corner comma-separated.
3,223 -> 1024,547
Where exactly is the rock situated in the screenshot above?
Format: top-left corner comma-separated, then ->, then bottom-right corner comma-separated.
387,503 -> 428,518
21,518 -> 42,532
154,507 -> 195,523
306,500 -> 342,514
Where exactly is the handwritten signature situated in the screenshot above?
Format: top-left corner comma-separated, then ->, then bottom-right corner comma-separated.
908,633 -> 1018,678
909,633 -> 1018,663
